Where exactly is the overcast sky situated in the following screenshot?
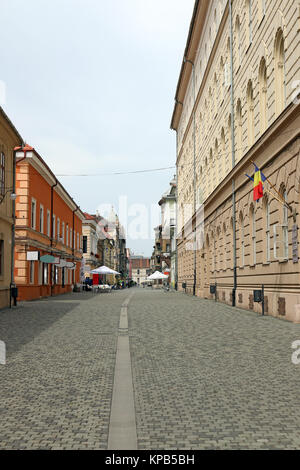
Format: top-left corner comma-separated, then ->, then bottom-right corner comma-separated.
0,0 -> 194,256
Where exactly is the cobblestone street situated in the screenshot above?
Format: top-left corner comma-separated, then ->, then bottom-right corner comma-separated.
0,288 -> 300,450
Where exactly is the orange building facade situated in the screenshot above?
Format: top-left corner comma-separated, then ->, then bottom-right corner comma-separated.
14,146 -> 85,301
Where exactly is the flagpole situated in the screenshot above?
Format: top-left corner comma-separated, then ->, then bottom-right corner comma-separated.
250,160 -> 294,213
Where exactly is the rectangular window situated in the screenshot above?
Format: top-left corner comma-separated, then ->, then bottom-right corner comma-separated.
83,236 -> 87,253
43,263 -> 48,285
40,205 -> 44,233
283,192 -> 289,259
52,215 -> 56,239
66,225 -> 69,247
266,202 -> 270,262
47,210 -> 50,237
70,228 -> 72,248
31,198 -> 37,230
0,153 -> 5,196
0,240 -> 4,276
62,222 -> 65,244
252,209 -> 256,265
57,218 -> 60,240
29,261 -> 35,284
77,233 -> 79,250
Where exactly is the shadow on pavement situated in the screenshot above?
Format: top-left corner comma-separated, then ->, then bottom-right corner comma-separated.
0,300 -> 80,356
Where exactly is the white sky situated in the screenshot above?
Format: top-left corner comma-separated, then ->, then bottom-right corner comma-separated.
0,0 -> 194,256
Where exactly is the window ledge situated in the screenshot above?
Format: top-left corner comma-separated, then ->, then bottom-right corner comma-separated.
262,261 -> 270,266
278,258 -> 289,263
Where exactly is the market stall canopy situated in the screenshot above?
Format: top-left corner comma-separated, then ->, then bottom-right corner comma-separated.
90,265 -> 120,275
147,271 -> 169,280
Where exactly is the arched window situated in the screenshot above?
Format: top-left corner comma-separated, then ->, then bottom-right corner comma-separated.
220,57 -> 224,100
246,0 -> 253,47
247,80 -> 254,147
250,204 -> 256,265
274,28 -> 285,116
259,57 -> 268,133
235,16 -> 241,69
239,212 -> 245,267
236,99 -> 243,161
221,127 -> 226,175
263,196 -> 271,263
282,189 -> 289,260
228,114 -> 232,169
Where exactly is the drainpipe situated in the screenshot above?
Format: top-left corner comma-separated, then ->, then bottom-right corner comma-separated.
174,99 -> 183,291
229,0 -> 237,306
50,178 -> 58,296
72,206 -> 79,286
184,57 -> 197,296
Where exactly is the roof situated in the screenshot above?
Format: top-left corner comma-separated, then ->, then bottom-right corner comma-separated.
16,144 -> 86,221
131,258 -> 150,269
170,0 -> 208,131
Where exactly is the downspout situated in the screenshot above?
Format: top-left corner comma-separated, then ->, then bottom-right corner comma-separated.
184,57 -> 196,296
175,130 -> 178,291
50,178 -> 58,296
72,206 -> 79,286
229,0 -> 237,306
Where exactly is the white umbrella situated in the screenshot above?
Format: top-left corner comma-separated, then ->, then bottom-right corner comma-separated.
147,271 -> 169,280
91,265 -> 120,275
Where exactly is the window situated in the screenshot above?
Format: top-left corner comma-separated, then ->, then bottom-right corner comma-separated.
265,199 -> 271,262
274,28 -> 285,116
235,16 -> 241,69
283,191 -> 289,259
259,57 -> 268,133
47,210 -> 50,237
62,222 -> 65,244
39,205 -> 44,233
29,261 -> 35,284
83,235 -> 87,253
0,240 -> 3,276
0,153 -> 5,196
70,228 -> 72,248
240,214 -> 245,267
77,232 -> 79,250
57,218 -> 60,240
52,215 -> 56,239
66,224 -> 69,247
251,205 -> 256,265
31,198 -> 37,230
43,263 -> 48,285
246,0 -> 253,46
236,99 -> 242,161
247,80 -> 254,147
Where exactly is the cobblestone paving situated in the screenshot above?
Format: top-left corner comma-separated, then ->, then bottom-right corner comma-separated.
129,289 -> 300,450
1,288 -> 300,450
0,290 -> 128,450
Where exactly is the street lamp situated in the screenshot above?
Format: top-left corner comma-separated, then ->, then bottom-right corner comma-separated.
0,189 -> 17,204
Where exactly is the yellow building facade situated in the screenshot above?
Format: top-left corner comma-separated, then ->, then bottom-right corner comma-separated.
171,0 -> 300,321
0,108 -> 22,309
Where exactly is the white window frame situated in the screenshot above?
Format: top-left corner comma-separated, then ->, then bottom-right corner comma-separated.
57,218 -> 60,240
52,214 -> 56,239
47,210 -> 51,237
252,208 -> 256,265
62,222 -> 65,244
31,198 -> 37,230
39,204 -> 44,234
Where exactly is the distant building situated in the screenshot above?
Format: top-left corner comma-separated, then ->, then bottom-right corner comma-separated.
152,178 -> 176,285
131,257 -> 151,285
14,146 -> 84,301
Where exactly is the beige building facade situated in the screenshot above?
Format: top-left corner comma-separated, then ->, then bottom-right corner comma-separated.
171,0 -> 300,321
0,108 -> 22,309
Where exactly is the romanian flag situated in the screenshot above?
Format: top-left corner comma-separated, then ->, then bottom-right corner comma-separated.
253,164 -> 266,201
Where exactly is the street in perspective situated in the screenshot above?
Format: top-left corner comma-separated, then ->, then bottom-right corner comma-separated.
0,0 -> 300,454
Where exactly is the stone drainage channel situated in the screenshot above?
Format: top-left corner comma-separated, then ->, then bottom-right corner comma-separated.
107,293 -> 137,450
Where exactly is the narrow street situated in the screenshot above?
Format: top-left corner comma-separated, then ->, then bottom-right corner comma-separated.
0,288 -> 300,450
